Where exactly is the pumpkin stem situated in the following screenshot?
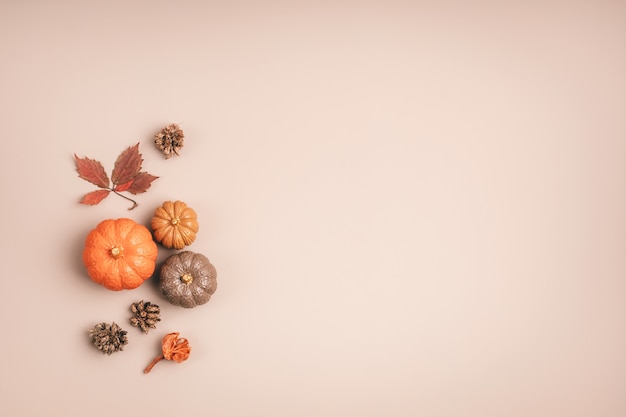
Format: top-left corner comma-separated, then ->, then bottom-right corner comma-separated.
110,246 -> 124,258
144,354 -> 165,373
112,189 -> 138,210
181,273 -> 194,284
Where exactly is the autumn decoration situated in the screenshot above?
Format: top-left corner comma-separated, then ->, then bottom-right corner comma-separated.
154,123 -> 184,158
129,300 -> 161,334
88,322 -> 129,355
159,251 -> 217,308
151,200 -> 199,249
75,143 -> 158,210
144,332 -> 191,373
83,218 -> 158,291
74,129 -> 219,373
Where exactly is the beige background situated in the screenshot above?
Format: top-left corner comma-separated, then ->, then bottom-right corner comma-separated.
1,1 -> 625,416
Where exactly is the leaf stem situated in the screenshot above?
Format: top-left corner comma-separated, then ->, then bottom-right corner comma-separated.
144,354 -> 164,373
111,189 -> 138,210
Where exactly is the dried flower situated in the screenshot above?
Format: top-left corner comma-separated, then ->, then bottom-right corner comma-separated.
88,322 -> 128,355
129,300 -> 161,334
144,332 -> 191,373
154,123 -> 184,159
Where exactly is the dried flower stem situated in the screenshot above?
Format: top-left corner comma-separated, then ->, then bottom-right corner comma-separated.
112,189 -> 138,210
143,332 -> 191,374
144,354 -> 165,373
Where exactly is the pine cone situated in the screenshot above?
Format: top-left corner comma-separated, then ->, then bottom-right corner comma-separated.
129,300 -> 161,334
88,322 -> 128,355
154,123 -> 184,159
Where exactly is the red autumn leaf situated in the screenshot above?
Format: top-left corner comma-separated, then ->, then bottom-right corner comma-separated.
79,189 -> 110,205
74,143 -> 158,210
127,172 -> 159,194
111,143 -> 142,185
114,179 -> 134,192
74,155 -> 110,188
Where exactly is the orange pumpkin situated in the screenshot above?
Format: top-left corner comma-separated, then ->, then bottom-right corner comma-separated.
82,218 -> 158,291
151,200 -> 199,249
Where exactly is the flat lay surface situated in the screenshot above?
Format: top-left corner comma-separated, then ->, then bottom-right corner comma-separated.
1,1 -> 625,416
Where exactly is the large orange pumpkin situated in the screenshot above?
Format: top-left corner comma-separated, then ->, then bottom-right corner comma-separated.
82,218 -> 158,291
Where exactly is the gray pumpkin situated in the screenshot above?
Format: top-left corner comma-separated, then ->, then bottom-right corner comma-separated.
159,251 -> 217,308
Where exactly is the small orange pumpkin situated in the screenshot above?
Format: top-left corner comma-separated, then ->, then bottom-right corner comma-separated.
82,218 -> 158,291
151,200 -> 199,249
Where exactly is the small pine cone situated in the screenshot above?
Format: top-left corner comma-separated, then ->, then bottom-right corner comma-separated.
129,300 -> 161,334
154,123 -> 184,159
88,322 -> 128,355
